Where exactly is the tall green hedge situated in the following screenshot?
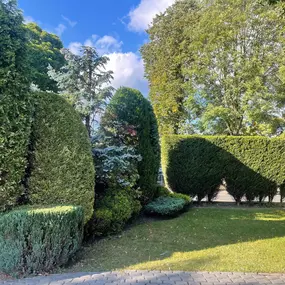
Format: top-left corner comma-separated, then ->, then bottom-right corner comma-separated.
0,93 -> 32,210
101,87 -> 160,202
0,0 -> 32,211
162,135 -> 285,203
0,206 -> 83,275
28,92 -> 95,222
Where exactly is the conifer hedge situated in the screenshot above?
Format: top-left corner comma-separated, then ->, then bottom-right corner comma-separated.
28,92 -> 95,222
0,92 -> 32,211
162,135 -> 285,203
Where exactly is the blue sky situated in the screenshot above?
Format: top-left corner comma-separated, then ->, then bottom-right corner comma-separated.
18,0 -> 176,96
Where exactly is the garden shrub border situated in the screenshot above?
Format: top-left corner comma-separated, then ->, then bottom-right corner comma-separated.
0,205 -> 83,276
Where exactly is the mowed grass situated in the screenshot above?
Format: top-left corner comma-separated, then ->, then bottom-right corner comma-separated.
65,208 -> 285,273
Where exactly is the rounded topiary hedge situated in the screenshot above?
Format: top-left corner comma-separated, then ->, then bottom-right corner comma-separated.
28,92 -> 95,222
101,87 -> 160,203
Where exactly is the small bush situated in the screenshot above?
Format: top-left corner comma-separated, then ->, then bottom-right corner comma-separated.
156,186 -> 191,203
91,189 -> 141,236
28,92 -> 95,223
0,206 -> 83,276
155,185 -> 171,197
145,196 -> 188,217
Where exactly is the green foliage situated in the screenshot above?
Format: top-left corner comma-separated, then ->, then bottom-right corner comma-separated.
92,189 -> 141,236
155,185 -> 171,198
145,196 -> 187,217
141,0 -> 198,135
25,23 -> 65,92
48,46 -> 114,136
93,145 -> 141,192
0,0 -> 29,94
87,143 -> 142,237
155,186 -> 191,203
0,206 -> 83,276
28,92 -> 95,223
142,0 -> 285,136
0,0 -> 32,210
162,135 -> 285,203
0,92 -> 32,210
101,87 -> 160,203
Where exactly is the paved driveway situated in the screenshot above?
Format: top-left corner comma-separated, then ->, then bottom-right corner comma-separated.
2,270 -> 285,285
196,189 -> 282,203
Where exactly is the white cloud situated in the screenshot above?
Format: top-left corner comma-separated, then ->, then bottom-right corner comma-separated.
68,36 -> 148,95
68,42 -> 82,55
84,35 -> 123,55
62,15 -> 77,27
55,23 -> 67,36
69,35 -> 123,56
24,16 -> 36,24
106,52 -> 148,95
128,0 -> 176,32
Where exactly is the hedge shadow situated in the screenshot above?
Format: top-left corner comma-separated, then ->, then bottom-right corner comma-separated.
162,136 -> 283,203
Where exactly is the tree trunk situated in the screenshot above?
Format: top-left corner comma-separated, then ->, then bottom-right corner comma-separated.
85,115 -> 91,138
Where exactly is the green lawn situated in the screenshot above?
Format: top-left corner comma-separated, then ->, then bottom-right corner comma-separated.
64,207 -> 285,273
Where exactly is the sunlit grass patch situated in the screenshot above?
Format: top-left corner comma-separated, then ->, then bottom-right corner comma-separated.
64,208 -> 285,273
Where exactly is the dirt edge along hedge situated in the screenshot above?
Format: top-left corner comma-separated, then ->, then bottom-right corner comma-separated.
161,135 -> 285,203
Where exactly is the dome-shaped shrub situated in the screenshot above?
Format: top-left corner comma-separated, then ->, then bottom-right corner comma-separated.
28,92 -> 95,222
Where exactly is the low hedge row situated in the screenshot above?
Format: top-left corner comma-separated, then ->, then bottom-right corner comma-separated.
0,206 -> 83,276
162,135 -> 285,203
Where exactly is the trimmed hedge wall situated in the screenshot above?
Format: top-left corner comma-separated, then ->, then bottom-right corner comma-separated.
0,206 -> 83,276
0,92 -> 32,211
162,135 -> 285,203
28,92 -> 95,222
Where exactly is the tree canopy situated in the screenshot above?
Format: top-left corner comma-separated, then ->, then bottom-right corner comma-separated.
25,23 -> 65,92
0,0 -> 29,94
142,0 -> 285,136
49,46 -> 114,136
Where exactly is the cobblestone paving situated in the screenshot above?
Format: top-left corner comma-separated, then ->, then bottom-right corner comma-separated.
1,270 -> 285,285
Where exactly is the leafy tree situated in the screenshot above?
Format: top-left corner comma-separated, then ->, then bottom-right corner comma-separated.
101,87 -> 160,203
0,0 -> 29,93
141,0 -> 199,135
25,23 -> 65,92
142,0 -> 285,136
184,0 -> 285,136
48,46 -> 114,136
